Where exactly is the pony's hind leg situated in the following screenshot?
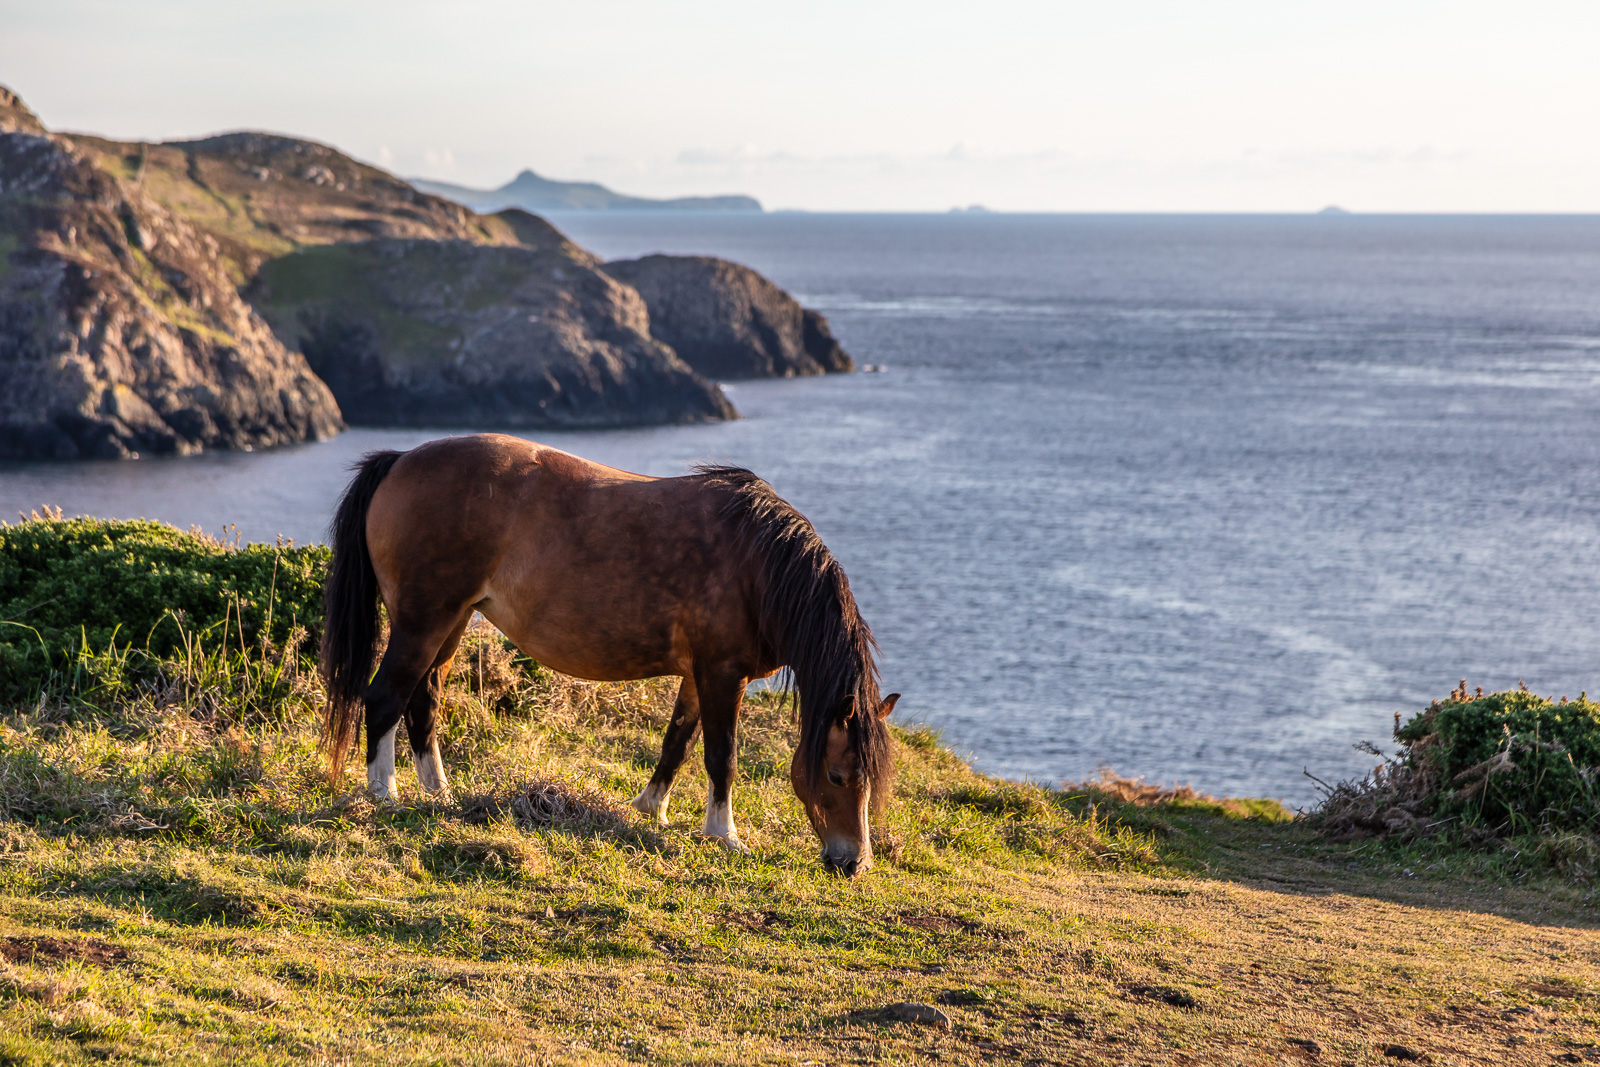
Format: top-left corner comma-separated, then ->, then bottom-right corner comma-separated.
696,665 -> 750,853
364,616 -> 463,802
404,615 -> 471,799
631,674 -> 701,825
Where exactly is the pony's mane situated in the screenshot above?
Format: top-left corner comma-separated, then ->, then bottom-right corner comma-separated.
694,465 -> 893,801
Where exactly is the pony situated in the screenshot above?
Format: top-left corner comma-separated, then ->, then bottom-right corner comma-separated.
320,434 -> 898,875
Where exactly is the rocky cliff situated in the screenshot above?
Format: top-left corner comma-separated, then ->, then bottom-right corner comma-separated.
61,106 -> 733,433
0,86 -> 860,458
602,255 -> 853,379
0,89 -> 342,459
247,230 -> 734,428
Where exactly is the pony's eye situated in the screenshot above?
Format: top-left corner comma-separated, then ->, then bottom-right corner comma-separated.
827,770 -> 846,788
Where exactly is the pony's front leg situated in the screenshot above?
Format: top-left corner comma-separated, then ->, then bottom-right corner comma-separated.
697,667 -> 749,854
632,675 -> 700,824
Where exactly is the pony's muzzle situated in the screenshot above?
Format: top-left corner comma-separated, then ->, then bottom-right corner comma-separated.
822,846 -> 872,878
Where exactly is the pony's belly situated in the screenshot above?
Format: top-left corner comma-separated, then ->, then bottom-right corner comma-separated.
477,599 -> 684,683
518,644 -> 677,683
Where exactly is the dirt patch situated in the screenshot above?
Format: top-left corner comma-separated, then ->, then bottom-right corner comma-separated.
1132,885 -> 1193,898
1127,984 -> 1201,1010
896,911 -> 981,934
1525,981 -> 1592,1000
0,936 -> 129,967
721,910 -> 781,932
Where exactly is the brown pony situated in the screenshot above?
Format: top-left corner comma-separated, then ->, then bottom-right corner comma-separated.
320,434 -> 898,875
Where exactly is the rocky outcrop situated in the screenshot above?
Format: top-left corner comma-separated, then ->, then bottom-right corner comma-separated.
246,235 -> 734,428
602,255 -> 853,379
63,118 -> 740,432
0,94 -> 343,460
0,85 -> 870,458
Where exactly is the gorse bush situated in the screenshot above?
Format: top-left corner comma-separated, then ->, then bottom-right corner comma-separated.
1314,682 -> 1600,843
0,513 -> 327,703
1404,683 -> 1600,831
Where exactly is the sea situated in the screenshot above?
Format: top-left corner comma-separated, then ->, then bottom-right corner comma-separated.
5,213 -> 1600,806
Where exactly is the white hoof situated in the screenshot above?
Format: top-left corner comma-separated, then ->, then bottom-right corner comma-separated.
367,727 -> 397,802
702,787 -> 747,853
416,743 -> 451,799
709,832 -> 750,855
631,781 -> 672,825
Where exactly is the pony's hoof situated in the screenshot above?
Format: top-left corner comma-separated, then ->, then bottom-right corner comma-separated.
709,834 -> 750,855
630,784 -> 671,825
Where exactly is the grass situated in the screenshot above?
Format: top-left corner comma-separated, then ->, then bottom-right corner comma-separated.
0,620 -> 1595,1067
1,519 -> 1596,1062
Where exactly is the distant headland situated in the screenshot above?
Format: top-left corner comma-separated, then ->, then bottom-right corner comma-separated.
410,169 -> 763,214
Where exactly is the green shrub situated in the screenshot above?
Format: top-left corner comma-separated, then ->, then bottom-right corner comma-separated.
1399,685 -> 1599,831
1314,682 -> 1600,839
0,515 -> 327,702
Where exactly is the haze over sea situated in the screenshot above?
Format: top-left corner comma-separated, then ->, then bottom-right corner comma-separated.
5,213 -> 1599,805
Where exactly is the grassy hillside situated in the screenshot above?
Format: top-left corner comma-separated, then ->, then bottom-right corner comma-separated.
67,132 -> 524,282
0,519 -> 1596,1064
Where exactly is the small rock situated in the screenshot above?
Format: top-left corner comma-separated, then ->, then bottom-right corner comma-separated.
1380,1044 -> 1425,1062
887,1002 -> 951,1028
1287,1037 -> 1322,1054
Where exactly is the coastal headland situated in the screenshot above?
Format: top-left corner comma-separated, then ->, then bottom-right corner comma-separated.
0,87 -> 846,460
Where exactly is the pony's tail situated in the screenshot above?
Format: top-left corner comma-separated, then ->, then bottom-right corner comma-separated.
320,449 -> 404,782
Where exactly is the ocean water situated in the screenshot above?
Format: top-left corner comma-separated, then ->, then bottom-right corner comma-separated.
6,213 -> 1600,805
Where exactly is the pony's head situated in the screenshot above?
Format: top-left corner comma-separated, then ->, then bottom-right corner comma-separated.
693,463 -> 898,876
791,692 -> 899,876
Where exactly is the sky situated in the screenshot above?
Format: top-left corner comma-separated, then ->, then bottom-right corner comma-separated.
2,0 -> 1596,212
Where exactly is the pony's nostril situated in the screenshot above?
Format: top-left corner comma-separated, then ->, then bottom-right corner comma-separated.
823,852 -> 860,876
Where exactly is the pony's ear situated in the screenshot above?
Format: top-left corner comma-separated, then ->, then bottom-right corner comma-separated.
876,693 -> 900,721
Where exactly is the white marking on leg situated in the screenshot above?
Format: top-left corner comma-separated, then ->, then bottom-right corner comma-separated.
630,781 -> 672,824
702,784 -> 747,853
367,725 -> 397,801
416,742 -> 450,797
